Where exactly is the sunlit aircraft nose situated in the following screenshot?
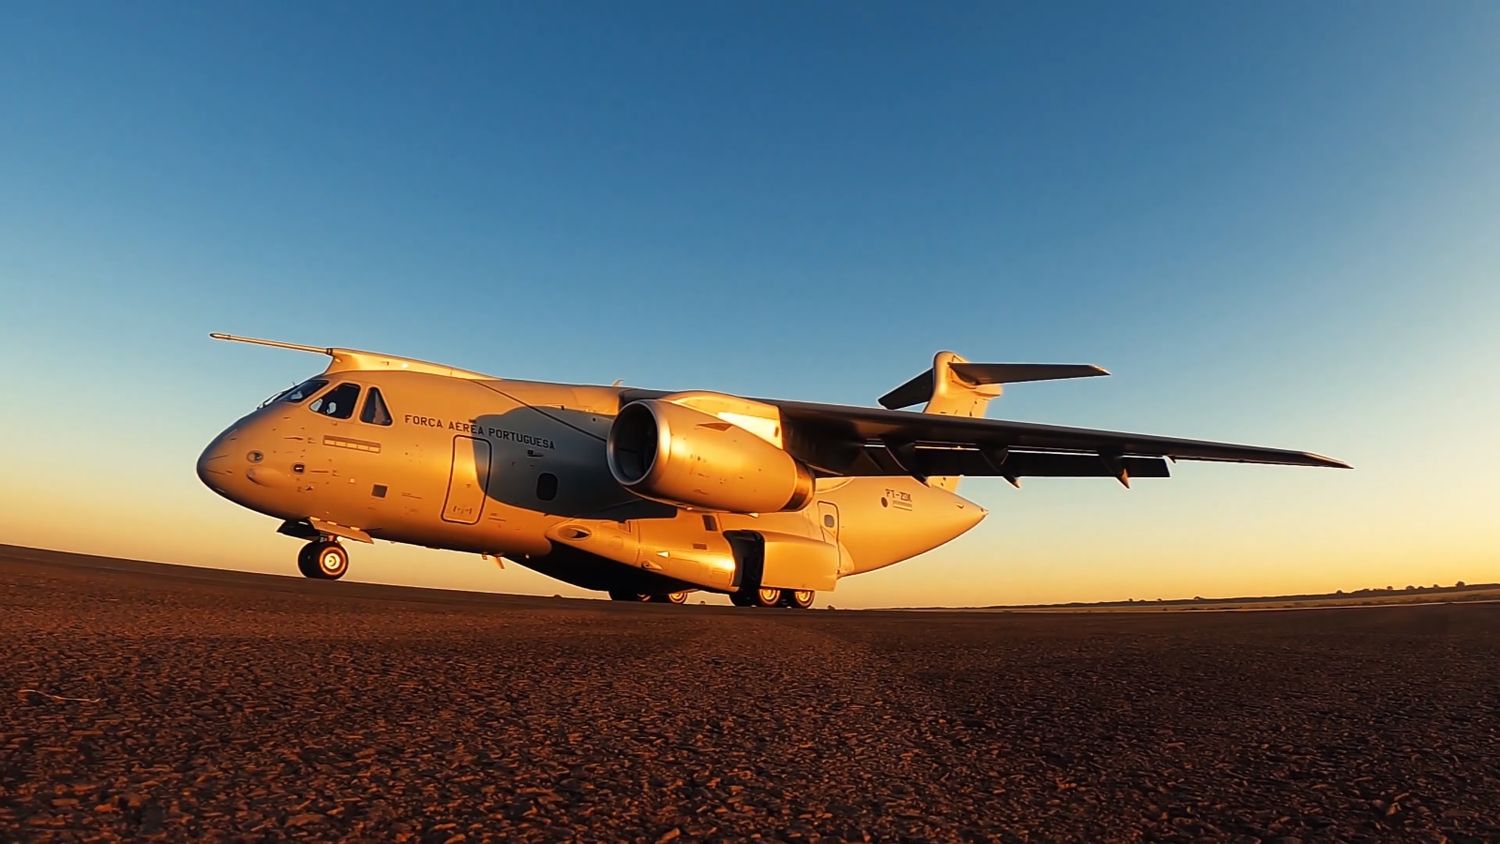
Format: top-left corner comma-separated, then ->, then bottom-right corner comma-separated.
195,429 -> 238,492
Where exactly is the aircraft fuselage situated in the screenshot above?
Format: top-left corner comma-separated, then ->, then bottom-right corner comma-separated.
197,366 -> 986,601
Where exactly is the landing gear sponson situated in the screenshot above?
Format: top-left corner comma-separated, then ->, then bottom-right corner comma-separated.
611,587 -> 814,608
285,532 -> 813,605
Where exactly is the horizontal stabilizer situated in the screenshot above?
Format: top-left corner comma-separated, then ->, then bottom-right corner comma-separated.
880,362 -> 1109,410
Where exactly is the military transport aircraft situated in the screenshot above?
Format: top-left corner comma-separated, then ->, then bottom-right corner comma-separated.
196,334 -> 1348,608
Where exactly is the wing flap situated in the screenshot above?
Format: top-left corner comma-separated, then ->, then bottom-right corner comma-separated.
862,447 -> 1172,480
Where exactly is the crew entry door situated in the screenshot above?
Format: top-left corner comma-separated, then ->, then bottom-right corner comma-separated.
818,501 -> 841,570
442,436 -> 491,524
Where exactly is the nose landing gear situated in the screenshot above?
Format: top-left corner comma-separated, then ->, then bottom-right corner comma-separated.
297,540 -> 349,580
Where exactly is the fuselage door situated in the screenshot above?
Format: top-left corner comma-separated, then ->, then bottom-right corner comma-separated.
442,435 -> 491,525
817,501 -> 841,567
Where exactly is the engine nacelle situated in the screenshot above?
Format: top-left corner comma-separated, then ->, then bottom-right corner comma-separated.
607,399 -> 814,513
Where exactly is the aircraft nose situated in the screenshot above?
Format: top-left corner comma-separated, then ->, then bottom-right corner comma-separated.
196,429 -> 238,492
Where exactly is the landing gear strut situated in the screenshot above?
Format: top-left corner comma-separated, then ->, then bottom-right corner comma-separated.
297,540 -> 349,580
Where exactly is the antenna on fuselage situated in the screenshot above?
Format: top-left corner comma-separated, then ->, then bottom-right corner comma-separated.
209,333 -> 332,356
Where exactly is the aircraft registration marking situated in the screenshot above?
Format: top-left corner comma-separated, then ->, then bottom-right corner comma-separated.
323,435 -> 381,454
400,414 -> 555,449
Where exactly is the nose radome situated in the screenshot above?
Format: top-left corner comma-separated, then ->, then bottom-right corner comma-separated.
196,428 -> 238,491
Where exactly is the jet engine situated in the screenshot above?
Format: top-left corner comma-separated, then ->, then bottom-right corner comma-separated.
607,399 -> 814,513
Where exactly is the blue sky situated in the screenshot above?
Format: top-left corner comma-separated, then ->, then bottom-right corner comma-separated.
1,2 -> 1497,605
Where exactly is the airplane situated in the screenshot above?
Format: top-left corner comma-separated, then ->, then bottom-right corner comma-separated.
196,334 -> 1349,608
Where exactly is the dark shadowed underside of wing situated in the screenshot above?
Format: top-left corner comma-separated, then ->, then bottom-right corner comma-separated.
766,399 -> 1349,479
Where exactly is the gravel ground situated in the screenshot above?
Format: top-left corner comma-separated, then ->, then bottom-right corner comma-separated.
2,545 -> 1498,842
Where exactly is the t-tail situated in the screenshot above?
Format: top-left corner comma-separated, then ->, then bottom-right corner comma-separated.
879,352 -> 1110,491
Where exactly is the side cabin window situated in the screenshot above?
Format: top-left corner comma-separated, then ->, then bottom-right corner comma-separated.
308,383 -> 361,420
281,379 -> 327,404
360,387 -> 393,426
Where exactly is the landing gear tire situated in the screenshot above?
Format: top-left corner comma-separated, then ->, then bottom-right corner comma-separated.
753,587 -> 782,608
299,541 -> 348,580
730,591 -> 755,607
296,545 -> 320,578
613,590 -> 690,604
780,589 -> 814,609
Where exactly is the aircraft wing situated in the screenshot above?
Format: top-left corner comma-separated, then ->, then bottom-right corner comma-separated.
763,399 -> 1349,482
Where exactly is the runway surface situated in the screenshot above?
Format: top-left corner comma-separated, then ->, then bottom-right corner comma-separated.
3,545 -> 1498,841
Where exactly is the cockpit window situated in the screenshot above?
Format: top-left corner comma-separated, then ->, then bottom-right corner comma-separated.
360,387 -> 393,426
308,382 -> 361,419
281,379 -> 328,404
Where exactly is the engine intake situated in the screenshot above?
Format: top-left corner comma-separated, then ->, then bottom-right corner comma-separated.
607,400 -> 814,513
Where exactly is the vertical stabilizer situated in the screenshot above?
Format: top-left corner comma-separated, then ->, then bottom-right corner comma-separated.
921,351 -> 1004,420
918,352 -> 1000,491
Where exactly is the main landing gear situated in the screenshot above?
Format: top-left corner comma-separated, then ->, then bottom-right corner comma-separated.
297,539 -> 349,580
609,589 -> 690,604
782,589 -> 815,609
730,587 -> 815,609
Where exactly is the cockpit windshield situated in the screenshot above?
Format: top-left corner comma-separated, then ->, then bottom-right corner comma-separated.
259,378 -> 328,408
308,382 -> 361,419
281,379 -> 328,404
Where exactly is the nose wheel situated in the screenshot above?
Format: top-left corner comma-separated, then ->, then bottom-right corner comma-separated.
297,540 -> 349,580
